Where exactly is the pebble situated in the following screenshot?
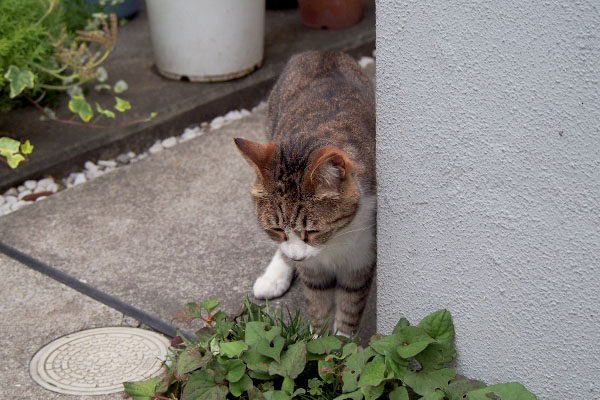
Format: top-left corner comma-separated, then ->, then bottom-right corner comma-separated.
98,160 -> 117,168
24,180 -> 37,190
179,128 -> 198,142
116,153 -> 132,164
17,185 -> 26,193
0,195 -> 4,206
85,170 -> 104,180
84,161 -> 98,172
161,137 -> 177,148
224,110 -> 243,121
210,116 -> 225,130
73,173 -> 87,185
18,190 -> 32,201
0,203 -> 10,215
38,178 -> 54,189
5,195 -> 17,204
358,56 -> 374,68
148,141 -> 163,154
4,187 -> 17,196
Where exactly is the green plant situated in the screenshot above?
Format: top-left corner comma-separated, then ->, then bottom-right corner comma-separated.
123,298 -> 537,400
0,137 -> 33,168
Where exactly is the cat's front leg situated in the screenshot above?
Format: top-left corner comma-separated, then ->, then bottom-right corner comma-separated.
253,249 -> 294,299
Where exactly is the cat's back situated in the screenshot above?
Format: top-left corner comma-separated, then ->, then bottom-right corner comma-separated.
267,51 -> 376,192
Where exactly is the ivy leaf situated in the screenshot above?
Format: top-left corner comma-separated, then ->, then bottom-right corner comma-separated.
403,368 -> 456,397
182,370 -> 229,400
69,96 -> 93,122
268,341 -> 307,379
123,377 -> 160,400
229,374 -> 253,397
21,140 -> 34,155
0,137 -> 21,156
6,153 -> 25,168
4,65 -> 35,98
415,343 -> 456,370
357,357 -> 386,387
445,375 -> 487,400
393,317 -> 410,335
96,103 -> 115,118
113,79 -> 128,93
396,326 -> 436,358
223,359 -> 246,383
360,383 -> 384,400
220,340 -> 249,358
114,96 -> 131,112
307,335 -> 343,355
465,382 -> 537,400
175,350 -> 211,379
389,386 -> 409,400
418,309 -> 455,346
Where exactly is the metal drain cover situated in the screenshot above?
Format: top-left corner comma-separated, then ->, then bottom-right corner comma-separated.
30,327 -> 170,395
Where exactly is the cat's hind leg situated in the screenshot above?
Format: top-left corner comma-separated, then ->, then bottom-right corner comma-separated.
253,249 -> 294,299
334,265 -> 374,335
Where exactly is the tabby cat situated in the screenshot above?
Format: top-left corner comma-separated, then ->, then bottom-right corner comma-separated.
235,51 -> 376,335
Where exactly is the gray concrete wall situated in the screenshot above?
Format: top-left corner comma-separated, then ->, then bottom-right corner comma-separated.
375,1 -> 599,398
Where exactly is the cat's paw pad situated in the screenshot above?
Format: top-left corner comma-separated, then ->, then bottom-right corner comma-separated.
253,274 -> 291,299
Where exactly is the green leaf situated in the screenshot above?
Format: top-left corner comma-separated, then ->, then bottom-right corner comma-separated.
389,386 -> 409,400
403,368 -> 456,397
6,153 -> 25,168
282,376 -> 294,395
242,348 -> 272,375
307,335 -> 343,354
0,137 -> 21,155
229,374 -> 253,397
422,389 -> 446,400
69,96 -> 93,122
4,65 -> 35,98
333,390 -> 364,400
384,350 -> 410,381
220,340 -> 249,358
264,390 -> 291,400
393,317 -> 410,335
465,382 -> 537,400
415,343 -> 456,370
96,103 -> 116,118
21,140 -> 34,155
176,349 -> 211,379
446,375 -> 487,400
269,341 -> 307,379
418,309 -> 455,346
123,377 -> 160,399
361,383 -> 384,400
342,347 -> 375,393
145,111 -> 158,121
201,299 -> 220,313
182,370 -> 229,400
114,79 -> 128,93
396,326 -> 436,358
224,359 -> 246,382
246,322 -> 285,362
370,334 -> 402,356
114,96 -> 131,112
174,302 -> 204,324
357,358 -> 386,387
215,320 -> 234,339
248,385 -> 267,399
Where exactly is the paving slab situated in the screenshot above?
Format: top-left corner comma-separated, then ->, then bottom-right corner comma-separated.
0,254 -> 133,399
0,1 -> 375,192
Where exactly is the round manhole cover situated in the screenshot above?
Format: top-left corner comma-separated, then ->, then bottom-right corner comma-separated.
30,327 -> 170,395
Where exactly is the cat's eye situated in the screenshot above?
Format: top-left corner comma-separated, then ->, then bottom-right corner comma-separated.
267,227 -> 287,242
304,230 -> 320,242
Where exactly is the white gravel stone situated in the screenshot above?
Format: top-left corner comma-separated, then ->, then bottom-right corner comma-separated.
47,182 -> 59,193
35,195 -> 49,201
17,185 -> 26,193
98,159 -> 117,168
84,161 -> 99,172
73,173 -> 87,185
5,195 -> 17,204
210,116 -> 225,130
37,178 -> 54,189
358,56 -> 374,68
116,153 -> 131,164
224,110 -> 243,121
11,200 -> 27,211
85,169 -> 104,180
240,109 -> 251,117
24,180 -> 37,190
162,137 -> 177,148
179,128 -> 198,142
148,141 -> 163,154
0,195 -> 4,206
18,190 -> 32,200
0,203 -> 10,215
4,187 -> 17,196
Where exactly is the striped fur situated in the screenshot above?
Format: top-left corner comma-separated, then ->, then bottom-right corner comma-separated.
235,51 -> 376,335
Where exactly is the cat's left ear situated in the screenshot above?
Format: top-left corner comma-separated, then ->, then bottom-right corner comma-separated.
234,138 -> 276,180
306,147 -> 354,194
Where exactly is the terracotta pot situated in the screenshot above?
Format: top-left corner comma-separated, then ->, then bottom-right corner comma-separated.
298,0 -> 363,30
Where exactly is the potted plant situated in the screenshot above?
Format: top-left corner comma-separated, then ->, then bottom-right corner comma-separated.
144,0 -> 266,82
298,0 -> 363,30
124,298 -> 537,399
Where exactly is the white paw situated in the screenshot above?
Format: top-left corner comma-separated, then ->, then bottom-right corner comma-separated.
253,250 -> 293,299
253,274 -> 291,299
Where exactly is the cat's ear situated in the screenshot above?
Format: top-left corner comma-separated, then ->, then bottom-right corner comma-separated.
234,138 -> 276,179
306,147 -> 354,196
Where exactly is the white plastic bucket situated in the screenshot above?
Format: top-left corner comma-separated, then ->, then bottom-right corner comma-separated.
145,0 -> 265,82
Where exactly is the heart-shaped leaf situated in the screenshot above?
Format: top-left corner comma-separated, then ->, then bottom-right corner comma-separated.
69,96 -> 93,122
465,382 -> 537,400
269,341 -> 306,379
307,335 -> 343,355
229,374 -> 253,397
396,326 -> 435,358
403,368 -> 456,396
114,96 -> 131,112
4,65 -> 35,98
418,309 -> 455,346
220,340 -> 249,358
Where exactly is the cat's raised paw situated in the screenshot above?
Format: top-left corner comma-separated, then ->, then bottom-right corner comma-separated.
253,274 -> 292,299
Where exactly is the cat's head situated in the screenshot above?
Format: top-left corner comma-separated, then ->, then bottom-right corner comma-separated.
235,138 -> 360,262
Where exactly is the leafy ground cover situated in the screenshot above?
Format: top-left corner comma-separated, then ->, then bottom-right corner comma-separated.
124,298 -> 536,400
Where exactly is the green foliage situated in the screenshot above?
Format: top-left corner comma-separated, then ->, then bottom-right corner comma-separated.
123,299 -> 537,400
0,137 -> 33,168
